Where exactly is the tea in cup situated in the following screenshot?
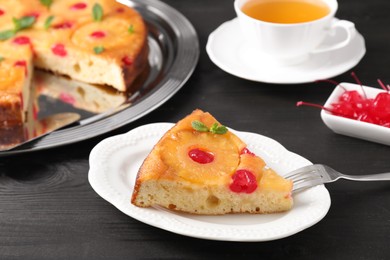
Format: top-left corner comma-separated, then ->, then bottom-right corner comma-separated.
234,0 -> 356,64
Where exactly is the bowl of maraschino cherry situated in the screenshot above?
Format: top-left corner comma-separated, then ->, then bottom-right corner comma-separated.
297,72 -> 390,146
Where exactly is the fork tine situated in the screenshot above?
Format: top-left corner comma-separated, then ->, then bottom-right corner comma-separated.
283,164 -> 319,179
284,164 -> 326,192
293,177 -> 325,192
286,170 -> 322,182
292,173 -> 323,185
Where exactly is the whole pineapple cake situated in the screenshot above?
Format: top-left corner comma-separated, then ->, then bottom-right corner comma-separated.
0,0 -> 148,125
131,109 -> 293,215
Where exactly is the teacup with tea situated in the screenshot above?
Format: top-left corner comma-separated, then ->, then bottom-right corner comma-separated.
234,0 -> 356,64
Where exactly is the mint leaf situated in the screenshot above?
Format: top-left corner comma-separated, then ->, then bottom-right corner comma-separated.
128,24 -> 134,34
40,0 -> 53,8
191,121 -> 209,132
209,123 -> 218,133
92,3 -> 103,22
93,46 -> 105,54
191,120 -> 228,135
0,56 -> 4,62
44,15 -> 54,30
0,30 -> 15,41
13,16 -> 36,31
209,122 -> 228,134
0,16 -> 36,41
211,125 -> 228,135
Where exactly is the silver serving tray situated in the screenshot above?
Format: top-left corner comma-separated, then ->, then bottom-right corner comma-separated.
1,0 -> 199,156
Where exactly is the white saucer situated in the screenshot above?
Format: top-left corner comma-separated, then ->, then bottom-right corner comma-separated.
206,18 -> 366,84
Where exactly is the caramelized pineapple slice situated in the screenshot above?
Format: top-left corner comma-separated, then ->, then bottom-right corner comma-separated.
0,61 -> 26,91
71,16 -> 145,52
236,153 -> 266,180
260,168 -> 293,192
0,43 -> 32,91
0,0 -> 25,31
50,0 -> 111,19
159,130 -> 241,185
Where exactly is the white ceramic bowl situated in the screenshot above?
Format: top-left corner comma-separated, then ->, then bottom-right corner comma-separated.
321,82 -> 390,146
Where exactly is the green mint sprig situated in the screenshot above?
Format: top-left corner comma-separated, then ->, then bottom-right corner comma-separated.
191,121 -> 228,135
93,3 -> 103,22
40,0 -> 53,8
44,15 -> 55,30
128,24 -> 134,34
0,56 -> 4,62
13,16 -> 36,31
191,121 -> 209,132
93,46 -> 105,54
0,16 -> 36,41
0,30 -> 15,41
210,123 -> 228,134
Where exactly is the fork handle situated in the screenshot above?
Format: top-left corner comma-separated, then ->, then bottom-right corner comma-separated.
342,172 -> 390,181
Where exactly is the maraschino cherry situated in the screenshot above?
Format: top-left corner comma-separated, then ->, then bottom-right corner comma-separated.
297,73 -> 390,128
240,147 -> 255,156
188,148 -> 214,164
71,2 -> 87,10
229,169 -> 257,193
52,44 -> 67,57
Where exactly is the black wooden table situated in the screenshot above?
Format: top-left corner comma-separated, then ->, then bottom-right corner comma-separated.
1,0 -> 389,259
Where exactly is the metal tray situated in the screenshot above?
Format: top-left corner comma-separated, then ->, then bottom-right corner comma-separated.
1,0 -> 199,156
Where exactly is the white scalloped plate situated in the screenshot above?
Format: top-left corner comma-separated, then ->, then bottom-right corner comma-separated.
88,123 -> 331,241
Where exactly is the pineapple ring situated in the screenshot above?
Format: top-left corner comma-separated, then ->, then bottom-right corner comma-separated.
71,16 -> 144,51
50,0 -> 113,19
0,0 -> 25,31
0,61 -> 25,90
159,130 -> 240,185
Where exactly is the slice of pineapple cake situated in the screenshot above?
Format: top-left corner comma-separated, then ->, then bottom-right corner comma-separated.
131,109 -> 293,215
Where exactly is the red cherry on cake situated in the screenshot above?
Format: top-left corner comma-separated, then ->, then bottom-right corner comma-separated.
53,22 -> 73,30
13,36 -> 31,45
122,56 -> 133,66
90,31 -> 106,39
14,60 -> 28,75
0,9 -> 5,16
14,60 -> 27,67
229,169 -> 258,193
188,148 -> 214,164
71,2 -> 87,10
52,44 -> 67,57
240,147 -> 255,156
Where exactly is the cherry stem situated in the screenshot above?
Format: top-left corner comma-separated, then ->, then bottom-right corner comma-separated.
377,79 -> 389,92
315,79 -> 347,91
296,101 -> 333,113
350,71 -> 367,99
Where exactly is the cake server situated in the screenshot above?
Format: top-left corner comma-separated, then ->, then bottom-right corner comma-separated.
0,112 -> 80,152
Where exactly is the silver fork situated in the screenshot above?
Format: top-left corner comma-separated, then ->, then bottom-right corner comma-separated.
284,164 -> 390,193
